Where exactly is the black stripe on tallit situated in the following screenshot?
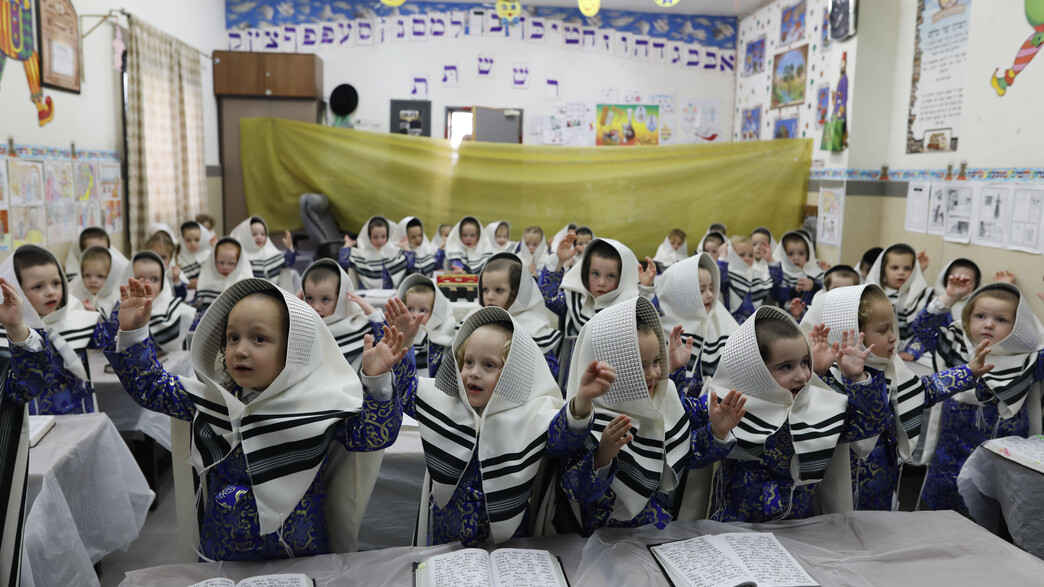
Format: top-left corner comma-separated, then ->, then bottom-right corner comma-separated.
248,425 -> 338,483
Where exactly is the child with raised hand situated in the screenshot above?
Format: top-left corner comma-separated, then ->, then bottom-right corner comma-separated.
717,235 -> 781,324
392,216 -> 441,277
106,251 -> 197,352
144,232 -> 188,300
485,221 -> 516,254
391,274 -> 457,376
70,245 -> 127,314
64,226 -> 113,282
910,281 -> 1044,513
750,227 -> 776,276
801,284 -> 994,511
339,215 -> 409,289
555,297 -> 746,535
193,237 -> 254,317
0,245 -> 121,414
656,253 -> 739,397
177,220 -> 212,290
444,216 -> 494,274
772,230 -> 823,310
865,244 -> 931,360
706,305 -> 890,522
653,228 -> 689,270
230,216 -> 298,288
515,226 -> 549,277
300,258 -> 385,370
389,305 -> 605,546
105,276 -> 403,560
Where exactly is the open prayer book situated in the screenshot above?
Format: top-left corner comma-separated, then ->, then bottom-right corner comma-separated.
414,548 -> 569,587
649,532 -> 818,587
188,574 -> 313,587
983,435 -> 1044,474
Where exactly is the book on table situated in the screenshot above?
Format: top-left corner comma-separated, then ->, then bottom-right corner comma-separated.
187,574 -> 313,587
649,532 -> 818,587
983,434 -> 1044,474
414,547 -> 569,587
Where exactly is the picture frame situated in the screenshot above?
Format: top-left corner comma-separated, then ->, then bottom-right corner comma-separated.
743,37 -> 766,76
741,106 -> 762,141
37,0 -> 82,93
773,115 -> 799,140
771,45 -> 808,109
780,0 -> 807,46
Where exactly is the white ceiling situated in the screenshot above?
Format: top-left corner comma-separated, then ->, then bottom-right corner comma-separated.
411,1 -> 774,17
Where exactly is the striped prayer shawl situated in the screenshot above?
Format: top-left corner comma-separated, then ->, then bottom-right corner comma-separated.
0,395 -> 28,587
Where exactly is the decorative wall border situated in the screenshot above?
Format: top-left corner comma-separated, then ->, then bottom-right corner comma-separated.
810,167 -> 1044,182
0,144 -> 120,162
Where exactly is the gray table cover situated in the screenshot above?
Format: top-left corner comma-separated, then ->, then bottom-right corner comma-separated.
959,443 -> 1044,558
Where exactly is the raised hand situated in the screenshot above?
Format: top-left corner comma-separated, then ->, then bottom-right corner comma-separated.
573,360 -> 617,420
283,230 -> 295,252
717,241 -> 729,261
593,414 -> 632,470
836,329 -> 874,381
993,270 -> 1015,285
209,234 -> 219,247
796,277 -> 814,293
171,264 -> 181,282
917,250 -> 929,272
556,233 -> 577,266
118,278 -> 155,332
667,325 -> 694,373
967,340 -> 995,378
0,278 -> 28,343
451,264 -> 466,275
941,273 -> 975,307
82,298 -> 97,311
787,297 -> 806,320
639,256 -> 657,287
346,290 -> 377,315
383,296 -> 426,346
809,323 -> 836,377
708,389 -> 747,441
399,236 -> 410,251
527,263 -> 537,277
818,260 -> 832,272
361,324 -> 409,377
343,234 -> 356,248
756,241 -> 774,263
898,352 -> 916,362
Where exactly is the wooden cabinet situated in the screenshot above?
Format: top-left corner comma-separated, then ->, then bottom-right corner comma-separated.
213,51 -> 322,98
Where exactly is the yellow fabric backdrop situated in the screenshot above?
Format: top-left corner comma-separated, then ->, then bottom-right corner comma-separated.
240,117 -> 812,257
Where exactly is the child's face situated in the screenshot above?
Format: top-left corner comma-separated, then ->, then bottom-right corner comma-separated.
751,233 -> 770,259
638,330 -> 662,396
20,263 -> 63,316
883,252 -> 914,289
405,291 -> 435,321
459,325 -> 509,411
82,236 -> 108,250
481,269 -> 513,309
439,225 -> 452,240
81,260 -> 110,295
215,244 -> 239,277
698,267 -> 715,311
587,255 -> 621,298
224,295 -> 287,392
826,275 -> 858,291
250,222 -> 267,247
460,223 -> 479,248
574,234 -> 593,255
303,278 -> 338,318
862,300 -> 897,358
669,237 -> 684,251
369,225 -> 388,248
524,234 -> 542,254
495,226 -> 510,247
133,259 -> 164,292
703,241 -> 720,259
765,336 -> 812,395
406,226 -> 425,248
734,241 -> 755,266
968,297 -> 1016,345
785,241 -> 808,267
182,228 -> 202,254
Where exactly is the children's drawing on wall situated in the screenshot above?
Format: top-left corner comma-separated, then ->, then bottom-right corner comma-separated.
991,0 -> 1044,96
44,160 -> 76,243
740,107 -> 761,140
0,161 -> 9,251
816,85 -> 830,128
780,1 -> 807,45
771,45 -> 808,108
773,115 -> 799,139
821,51 -> 848,151
8,161 -> 43,206
596,104 -> 659,146
821,8 -> 831,48
678,98 -> 720,143
928,183 -> 946,236
496,1 -> 522,27
744,37 -> 766,76
75,162 -> 98,200
0,0 -> 55,126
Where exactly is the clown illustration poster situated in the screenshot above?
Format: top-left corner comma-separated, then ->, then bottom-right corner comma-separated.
596,104 -> 660,146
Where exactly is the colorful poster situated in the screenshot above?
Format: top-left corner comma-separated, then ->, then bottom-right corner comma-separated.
815,85 -> 830,128
10,205 -> 47,247
8,161 -> 44,206
98,162 -> 122,201
677,98 -> 720,144
75,161 -> 99,200
103,200 -> 123,234
0,162 -> 9,252
773,115 -> 799,139
818,184 -> 844,246
78,200 -> 102,230
44,161 -> 77,244
906,0 -> 970,153
780,0 -> 807,45
596,104 -> 660,146
744,37 -> 765,76
771,45 -> 808,108
741,106 -> 761,141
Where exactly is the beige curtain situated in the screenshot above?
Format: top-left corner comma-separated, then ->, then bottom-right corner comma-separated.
126,18 -> 206,250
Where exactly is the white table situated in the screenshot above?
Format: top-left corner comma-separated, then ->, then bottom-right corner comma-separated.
358,423 -> 426,550
958,443 -> 1044,558
26,413 -> 154,587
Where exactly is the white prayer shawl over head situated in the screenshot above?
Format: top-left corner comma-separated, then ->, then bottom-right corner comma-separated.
477,252 -> 563,356
725,237 -> 772,313
933,283 -> 1044,429
194,237 -> 255,307
177,221 -> 214,281
567,296 -> 691,521
392,216 -> 438,276
801,284 -> 926,461
397,273 -> 457,347
0,245 -> 97,381
656,253 -> 738,380
695,230 -> 726,254
560,238 -> 641,333
932,258 -> 978,319
485,221 -> 516,254
121,251 -> 196,353
774,230 -> 824,287
653,236 -> 689,268
64,226 -> 115,280
350,215 -> 408,290
230,216 -> 285,281
302,258 -> 372,370
444,216 -> 493,273
706,306 -> 852,510
147,222 -> 178,245
866,244 -> 930,344
416,306 -> 565,543
751,227 -> 777,277
186,278 -> 366,536
514,232 -> 549,273
69,245 -> 128,318
548,224 -> 576,253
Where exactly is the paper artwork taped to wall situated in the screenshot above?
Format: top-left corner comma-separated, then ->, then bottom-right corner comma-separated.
44,161 -> 76,244
744,37 -> 766,76
741,107 -> 761,141
596,104 -> 659,146
780,1 -> 807,46
773,115 -> 799,139
0,162 -> 9,252
771,45 -> 807,108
